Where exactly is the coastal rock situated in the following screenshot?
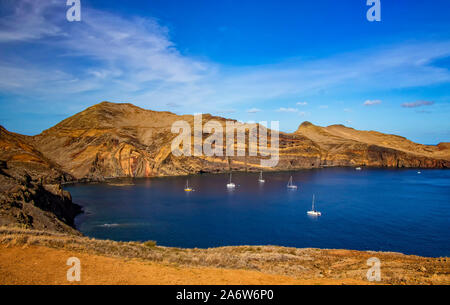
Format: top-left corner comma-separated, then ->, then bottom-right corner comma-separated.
30,102 -> 450,180
0,102 -> 449,231
0,126 -> 81,234
295,121 -> 450,168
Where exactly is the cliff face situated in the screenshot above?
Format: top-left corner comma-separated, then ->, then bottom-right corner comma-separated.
295,122 -> 450,168
30,102 -> 237,179
29,102 -> 449,180
2,101 -> 449,183
0,126 -> 81,234
1,102 -> 448,231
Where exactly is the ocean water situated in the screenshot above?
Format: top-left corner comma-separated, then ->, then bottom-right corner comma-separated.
67,168 -> 450,257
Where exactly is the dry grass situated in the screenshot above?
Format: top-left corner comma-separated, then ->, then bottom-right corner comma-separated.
0,227 -> 448,285
1,244 -> 360,285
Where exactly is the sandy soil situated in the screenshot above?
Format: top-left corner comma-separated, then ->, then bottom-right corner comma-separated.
0,245 -> 368,285
0,228 -> 448,285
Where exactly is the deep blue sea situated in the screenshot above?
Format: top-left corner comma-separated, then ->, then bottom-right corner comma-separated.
67,168 -> 450,257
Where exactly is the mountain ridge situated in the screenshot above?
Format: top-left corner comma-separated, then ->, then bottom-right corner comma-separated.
0,101 -> 449,233
12,101 -> 450,181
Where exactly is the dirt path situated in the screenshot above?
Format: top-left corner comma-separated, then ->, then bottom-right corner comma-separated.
0,245 -> 368,285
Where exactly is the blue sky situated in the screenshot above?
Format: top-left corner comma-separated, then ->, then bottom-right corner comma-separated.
0,0 -> 449,144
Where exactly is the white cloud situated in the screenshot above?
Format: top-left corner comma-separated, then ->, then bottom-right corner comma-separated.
319,105 -> 329,109
401,100 -> 434,108
276,107 -> 298,112
0,0 -> 63,42
364,99 -> 382,106
247,108 -> 262,113
0,0 -> 212,100
1,1 -> 450,119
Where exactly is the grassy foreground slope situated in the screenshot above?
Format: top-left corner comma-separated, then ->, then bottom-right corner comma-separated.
0,227 -> 448,285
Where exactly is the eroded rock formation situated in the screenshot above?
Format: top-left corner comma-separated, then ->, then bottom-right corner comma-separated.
1,101 -> 448,232
29,102 -> 450,180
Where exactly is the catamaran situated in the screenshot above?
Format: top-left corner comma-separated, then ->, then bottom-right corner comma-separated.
227,173 -> 236,188
184,180 -> 193,192
258,171 -> 265,183
307,194 -> 321,216
287,176 -> 297,189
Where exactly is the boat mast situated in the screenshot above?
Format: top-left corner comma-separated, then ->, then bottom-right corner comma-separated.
312,194 -> 315,211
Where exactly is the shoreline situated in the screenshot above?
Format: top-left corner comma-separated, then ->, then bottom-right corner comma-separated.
61,166 -> 448,186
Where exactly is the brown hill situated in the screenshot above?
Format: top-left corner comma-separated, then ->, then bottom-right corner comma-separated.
295,121 -> 450,168
29,102 -> 449,181
31,102 -> 239,179
298,122 -> 450,161
1,101 -> 449,232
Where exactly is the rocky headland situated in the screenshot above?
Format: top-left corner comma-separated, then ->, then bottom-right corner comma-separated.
0,101 -> 449,284
0,102 -> 450,233
1,101 -> 449,232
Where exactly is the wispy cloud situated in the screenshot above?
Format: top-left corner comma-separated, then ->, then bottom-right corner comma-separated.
319,105 -> 329,109
1,0 -> 450,120
401,100 -> 434,108
247,108 -> 262,113
0,0 -> 213,110
364,99 -> 382,106
0,0 -> 63,42
276,107 -> 298,113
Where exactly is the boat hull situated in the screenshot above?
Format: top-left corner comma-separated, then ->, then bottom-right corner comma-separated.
307,211 -> 321,216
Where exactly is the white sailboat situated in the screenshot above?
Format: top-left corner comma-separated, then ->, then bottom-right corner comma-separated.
226,173 -> 236,188
184,180 -> 193,192
287,176 -> 298,189
307,194 -> 321,216
355,167 -> 362,171
258,171 -> 265,183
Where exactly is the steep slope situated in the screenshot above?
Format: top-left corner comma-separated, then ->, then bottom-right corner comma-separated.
32,102 -> 233,179
324,124 -> 450,160
31,102 -> 323,179
29,102 -> 449,181
1,102 -> 448,231
32,102 -> 182,179
0,126 -> 81,234
296,122 -> 450,168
